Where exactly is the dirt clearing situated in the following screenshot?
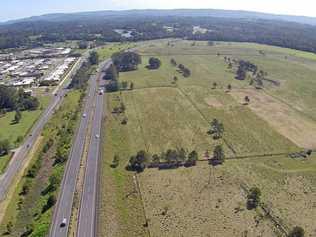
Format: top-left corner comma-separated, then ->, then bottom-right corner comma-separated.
204,96 -> 223,108
230,89 -> 316,149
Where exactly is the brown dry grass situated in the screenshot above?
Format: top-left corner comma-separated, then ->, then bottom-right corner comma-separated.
204,96 -> 224,108
230,89 -> 316,149
139,163 -> 276,237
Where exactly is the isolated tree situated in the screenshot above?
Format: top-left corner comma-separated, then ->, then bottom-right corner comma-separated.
111,155 -> 120,168
227,84 -> 232,91
247,187 -> 261,209
148,57 -> 161,69
288,226 -> 305,237
212,82 -> 217,89
130,82 -> 134,90
170,58 -> 177,66
244,96 -> 250,105
213,145 -> 225,163
89,51 -> 99,65
173,76 -> 178,84
0,139 -> 10,155
209,119 -> 224,139
14,109 -> 22,123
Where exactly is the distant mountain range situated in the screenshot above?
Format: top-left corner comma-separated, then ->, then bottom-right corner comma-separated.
2,9 -> 316,26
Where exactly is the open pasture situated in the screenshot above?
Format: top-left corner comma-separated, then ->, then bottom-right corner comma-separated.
99,40 -> 316,237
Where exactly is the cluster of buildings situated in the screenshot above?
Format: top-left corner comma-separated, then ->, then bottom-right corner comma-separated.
42,57 -> 76,84
0,47 -> 76,89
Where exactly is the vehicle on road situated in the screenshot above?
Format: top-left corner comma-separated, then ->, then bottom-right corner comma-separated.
60,218 -> 67,227
83,113 -> 87,118
95,134 -> 100,139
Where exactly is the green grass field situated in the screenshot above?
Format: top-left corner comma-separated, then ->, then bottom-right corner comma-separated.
0,96 -> 50,146
99,40 -> 316,237
0,96 -> 51,174
97,42 -> 137,61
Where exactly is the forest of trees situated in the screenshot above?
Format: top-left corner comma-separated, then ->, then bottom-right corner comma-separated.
0,85 -> 39,112
2,15 -> 316,54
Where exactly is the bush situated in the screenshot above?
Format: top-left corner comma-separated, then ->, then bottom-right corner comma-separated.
42,194 -> 56,213
110,155 -> 119,168
247,187 -> 261,209
288,226 -> 305,237
20,180 -> 31,195
0,139 -> 10,156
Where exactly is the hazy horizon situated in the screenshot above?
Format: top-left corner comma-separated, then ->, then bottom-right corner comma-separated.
1,0 -> 316,22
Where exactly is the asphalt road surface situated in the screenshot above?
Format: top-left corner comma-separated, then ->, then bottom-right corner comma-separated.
0,57 -> 83,202
49,59 -> 111,237
76,64 -> 107,237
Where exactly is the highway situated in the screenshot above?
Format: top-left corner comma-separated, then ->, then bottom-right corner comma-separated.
76,62 -> 108,237
0,57 -> 83,202
49,59 -> 111,237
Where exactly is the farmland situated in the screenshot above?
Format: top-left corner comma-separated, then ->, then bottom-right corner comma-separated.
99,40 -> 316,237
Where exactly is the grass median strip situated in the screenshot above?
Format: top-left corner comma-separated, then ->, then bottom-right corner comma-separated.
0,90 -> 83,237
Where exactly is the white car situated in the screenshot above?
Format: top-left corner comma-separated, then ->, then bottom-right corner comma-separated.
83,113 -> 87,118
95,134 -> 100,139
60,218 -> 67,227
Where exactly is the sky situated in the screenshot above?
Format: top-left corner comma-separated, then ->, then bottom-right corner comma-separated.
1,0 -> 316,22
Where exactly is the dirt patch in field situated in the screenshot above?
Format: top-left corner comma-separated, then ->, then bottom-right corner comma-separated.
139,164 -> 276,237
230,89 -> 316,149
204,96 -> 223,108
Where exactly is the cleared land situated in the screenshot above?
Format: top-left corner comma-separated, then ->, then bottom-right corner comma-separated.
99,40 -> 316,237
0,96 -> 50,174
231,89 -> 316,148
0,96 -> 50,146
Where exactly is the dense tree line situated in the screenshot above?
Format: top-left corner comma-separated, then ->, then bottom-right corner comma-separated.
0,85 -> 39,112
126,148 -> 198,172
2,15 -> 316,54
69,61 -> 93,89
